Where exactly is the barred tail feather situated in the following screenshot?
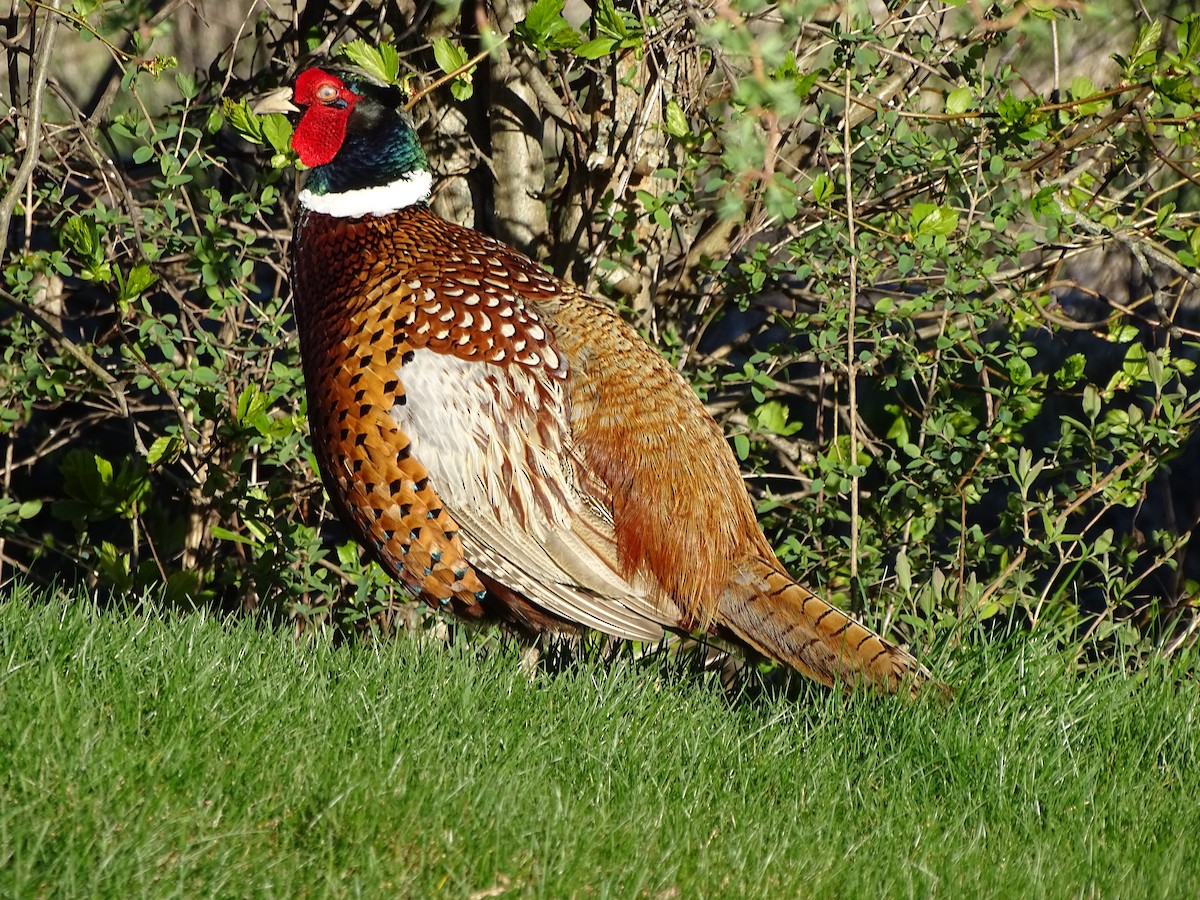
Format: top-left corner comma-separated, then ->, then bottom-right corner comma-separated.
718,559 -> 932,696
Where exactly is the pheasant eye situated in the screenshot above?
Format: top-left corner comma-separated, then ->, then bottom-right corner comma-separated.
315,83 -> 339,103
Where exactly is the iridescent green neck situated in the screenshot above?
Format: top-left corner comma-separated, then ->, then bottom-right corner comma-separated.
303,117 -> 429,196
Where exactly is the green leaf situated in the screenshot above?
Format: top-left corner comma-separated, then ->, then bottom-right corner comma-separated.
432,37 -> 469,75
810,172 -> 834,203
894,547 -> 912,593
60,215 -> 102,262
236,385 -> 272,434
336,541 -> 361,570
175,71 -> 198,100
1055,353 -> 1086,389
1178,14 -> 1200,62
432,38 -> 475,101
575,37 -> 618,59
1082,384 -> 1101,421
97,541 -> 131,587
594,0 -> 629,39
664,100 -> 689,139
339,40 -> 401,85
592,0 -> 642,47
1134,20 -> 1164,58
0,497 -> 43,523
210,525 -> 259,546
1120,342 -> 1150,382
117,263 -> 156,303
145,435 -> 177,466
191,366 -> 219,385
945,86 -> 973,114
1108,324 -> 1139,343
1070,76 -> 1096,100
1125,20 -> 1162,74
1068,75 -> 1109,117
977,601 -> 1003,620
260,114 -> 294,154
910,203 -> 959,236
733,433 -> 750,461
522,0 -> 564,36
222,98 -> 267,145
753,400 -> 801,437
515,0 -> 582,52
60,449 -> 113,507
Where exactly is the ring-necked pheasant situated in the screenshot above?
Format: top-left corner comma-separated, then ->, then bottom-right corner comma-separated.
273,63 -> 932,694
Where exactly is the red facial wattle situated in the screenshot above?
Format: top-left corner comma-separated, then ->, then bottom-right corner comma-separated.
291,68 -> 361,168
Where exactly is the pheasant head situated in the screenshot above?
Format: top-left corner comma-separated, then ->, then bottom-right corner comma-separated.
289,67 -> 432,215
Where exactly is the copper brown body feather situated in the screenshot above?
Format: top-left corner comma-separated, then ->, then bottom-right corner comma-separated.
293,202 -> 929,693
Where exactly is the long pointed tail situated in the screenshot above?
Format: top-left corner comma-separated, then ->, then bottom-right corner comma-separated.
717,559 -> 932,696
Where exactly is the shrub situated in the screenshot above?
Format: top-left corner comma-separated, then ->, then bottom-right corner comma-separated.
3,0 -> 1200,659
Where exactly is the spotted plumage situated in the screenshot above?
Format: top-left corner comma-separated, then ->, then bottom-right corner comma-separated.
273,63 -> 935,694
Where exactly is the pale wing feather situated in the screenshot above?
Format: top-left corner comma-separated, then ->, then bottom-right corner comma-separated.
452,508 -> 668,641
395,348 -> 675,639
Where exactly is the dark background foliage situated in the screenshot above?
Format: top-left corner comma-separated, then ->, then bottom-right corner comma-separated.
4,0 -> 1200,661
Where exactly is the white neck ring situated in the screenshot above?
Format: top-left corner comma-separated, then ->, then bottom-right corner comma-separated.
298,170 -> 433,218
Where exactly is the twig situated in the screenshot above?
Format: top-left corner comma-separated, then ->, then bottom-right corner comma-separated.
968,385 -> 1200,617
843,63 -> 861,584
403,45 -> 497,112
0,439 -> 13,584
0,0 -> 60,269
0,285 -> 129,419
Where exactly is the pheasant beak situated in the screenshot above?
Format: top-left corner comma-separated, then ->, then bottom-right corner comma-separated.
251,86 -> 299,116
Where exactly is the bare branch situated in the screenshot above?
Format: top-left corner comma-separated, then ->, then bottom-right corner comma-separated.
0,0 -> 60,269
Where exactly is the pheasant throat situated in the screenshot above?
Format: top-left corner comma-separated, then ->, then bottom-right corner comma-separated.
297,170 -> 434,218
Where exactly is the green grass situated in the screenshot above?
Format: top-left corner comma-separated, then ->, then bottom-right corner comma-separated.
2,584 -> 1198,897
